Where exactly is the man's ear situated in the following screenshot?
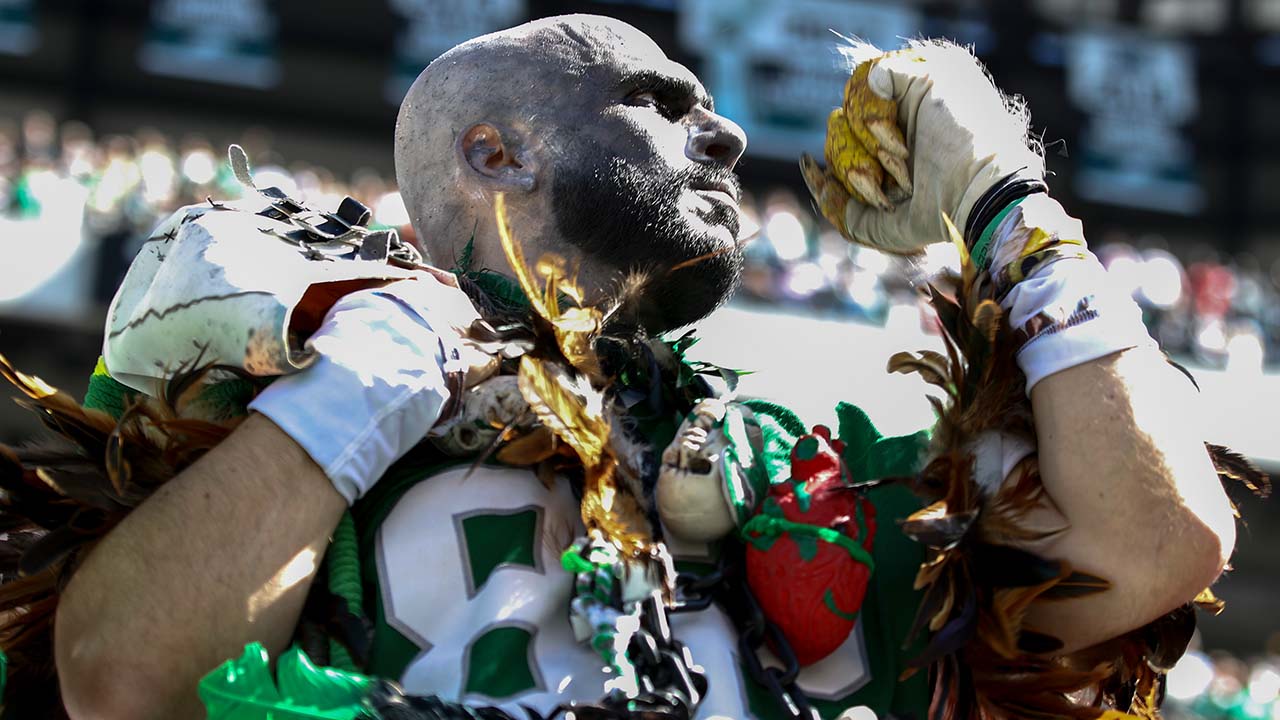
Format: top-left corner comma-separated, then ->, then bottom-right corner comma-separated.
458,122 -> 536,192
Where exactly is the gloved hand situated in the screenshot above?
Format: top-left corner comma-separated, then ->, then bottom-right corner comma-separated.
801,39 -> 1045,255
248,275 -> 497,504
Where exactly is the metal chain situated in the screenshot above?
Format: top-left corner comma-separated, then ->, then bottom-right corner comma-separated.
672,547 -> 821,720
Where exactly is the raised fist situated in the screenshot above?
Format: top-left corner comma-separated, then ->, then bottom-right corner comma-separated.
801,39 -> 1045,255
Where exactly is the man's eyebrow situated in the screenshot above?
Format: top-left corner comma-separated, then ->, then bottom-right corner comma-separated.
619,70 -> 715,113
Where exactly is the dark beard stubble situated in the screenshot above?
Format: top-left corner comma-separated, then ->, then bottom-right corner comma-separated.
551,137 -> 745,334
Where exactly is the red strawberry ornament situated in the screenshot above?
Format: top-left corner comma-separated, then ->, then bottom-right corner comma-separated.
743,425 -> 877,666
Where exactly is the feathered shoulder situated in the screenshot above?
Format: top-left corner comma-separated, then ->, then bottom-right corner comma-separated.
889,219 -> 1268,720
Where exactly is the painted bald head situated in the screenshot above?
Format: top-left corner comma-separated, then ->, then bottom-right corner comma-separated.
394,14 -> 748,332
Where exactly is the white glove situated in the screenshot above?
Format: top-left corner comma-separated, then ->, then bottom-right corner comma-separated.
802,39 -> 1045,255
249,276 -> 496,503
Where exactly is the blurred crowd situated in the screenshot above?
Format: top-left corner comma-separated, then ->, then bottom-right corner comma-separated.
1166,645 -> 1280,720
0,110 -> 409,319
735,190 -> 1280,372
3,109 -> 1280,373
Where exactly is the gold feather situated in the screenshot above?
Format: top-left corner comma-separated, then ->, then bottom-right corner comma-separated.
492,193 -> 654,557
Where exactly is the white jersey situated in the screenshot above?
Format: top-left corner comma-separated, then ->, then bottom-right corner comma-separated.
372,464 -> 875,719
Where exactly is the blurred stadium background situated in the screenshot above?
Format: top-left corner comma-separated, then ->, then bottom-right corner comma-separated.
0,1 -> 1276,716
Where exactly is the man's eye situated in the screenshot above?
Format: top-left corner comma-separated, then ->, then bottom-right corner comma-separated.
627,91 -> 676,118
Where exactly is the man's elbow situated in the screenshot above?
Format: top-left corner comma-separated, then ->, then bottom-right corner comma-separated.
1169,499 -> 1235,602
56,604 -> 195,720
1144,469 -> 1236,616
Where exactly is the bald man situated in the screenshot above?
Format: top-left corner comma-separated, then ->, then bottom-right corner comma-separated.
53,14 -> 1233,720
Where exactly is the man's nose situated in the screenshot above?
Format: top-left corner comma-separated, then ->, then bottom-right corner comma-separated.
686,109 -> 747,170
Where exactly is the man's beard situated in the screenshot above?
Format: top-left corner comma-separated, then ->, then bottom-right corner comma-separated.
551,141 -> 744,334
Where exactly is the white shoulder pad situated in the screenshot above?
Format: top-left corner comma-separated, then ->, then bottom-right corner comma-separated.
104,198 -> 418,395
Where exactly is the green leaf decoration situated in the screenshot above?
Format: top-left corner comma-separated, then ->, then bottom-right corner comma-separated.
458,235 -> 476,274
199,643 -> 373,720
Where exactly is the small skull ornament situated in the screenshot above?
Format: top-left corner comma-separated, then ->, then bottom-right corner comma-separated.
655,398 -> 739,542
431,375 -> 527,456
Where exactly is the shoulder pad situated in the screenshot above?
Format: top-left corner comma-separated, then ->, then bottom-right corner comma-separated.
104,196 -> 420,394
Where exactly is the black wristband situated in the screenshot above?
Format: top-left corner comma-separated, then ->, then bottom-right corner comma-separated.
962,170 -> 1049,251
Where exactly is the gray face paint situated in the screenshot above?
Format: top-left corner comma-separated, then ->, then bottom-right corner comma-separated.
542,21 -> 748,332
396,15 -> 747,331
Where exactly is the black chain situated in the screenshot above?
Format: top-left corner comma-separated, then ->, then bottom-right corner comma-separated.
672,546 -> 821,720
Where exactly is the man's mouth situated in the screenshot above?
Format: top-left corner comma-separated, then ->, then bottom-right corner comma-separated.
690,179 -> 740,207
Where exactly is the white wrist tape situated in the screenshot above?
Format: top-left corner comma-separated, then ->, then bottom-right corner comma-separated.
248,288 -> 458,504
989,196 -> 1157,392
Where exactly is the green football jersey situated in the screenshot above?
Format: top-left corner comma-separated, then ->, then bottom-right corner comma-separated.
349,402 -> 930,720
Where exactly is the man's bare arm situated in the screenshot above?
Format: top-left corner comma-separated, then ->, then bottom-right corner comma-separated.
1022,346 -> 1236,652
55,413 -> 347,720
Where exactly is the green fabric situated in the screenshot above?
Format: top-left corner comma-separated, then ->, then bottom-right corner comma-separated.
740,398 -> 806,486
463,627 -> 538,699
460,509 -> 540,592
84,357 -> 137,419
326,512 -> 364,674
83,356 -> 256,421
192,378 -> 257,420
719,403 -> 771,525
837,401 -> 931,720
971,194 -> 1031,271
199,643 -> 372,720
836,401 -> 930,484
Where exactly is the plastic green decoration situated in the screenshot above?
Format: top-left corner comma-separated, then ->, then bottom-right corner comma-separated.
199,643 -> 374,720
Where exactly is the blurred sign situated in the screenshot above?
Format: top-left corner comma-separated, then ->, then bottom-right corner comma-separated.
0,0 -> 36,56
677,0 -> 922,160
1066,30 -> 1203,214
139,0 -> 281,89
385,0 -> 526,104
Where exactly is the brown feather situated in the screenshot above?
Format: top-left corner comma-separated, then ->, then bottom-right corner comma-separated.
887,216 -> 1230,719
0,352 -> 251,717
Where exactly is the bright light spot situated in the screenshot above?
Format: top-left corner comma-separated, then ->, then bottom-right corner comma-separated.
375,191 -> 411,227
765,209 -> 807,261
853,246 -> 891,275
920,241 -> 961,276
139,149 -> 176,203
0,176 -> 89,305
182,149 -> 217,184
1166,651 -> 1214,701
1197,319 -> 1227,353
1105,255 -> 1142,297
817,252 -> 842,280
785,261 -> 825,298
1138,252 -> 1184,308
1250,665 -> 1280,703
557,675 -> 573,693
253,166 -> 297,196
845,269 -> 880,308
495,583 -> 535,621
1227,331 -> 1265,375
246,547 -> 319,622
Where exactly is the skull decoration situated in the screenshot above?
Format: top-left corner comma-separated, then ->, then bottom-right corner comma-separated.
656,398 -> 740,542
431,375 -> 527,457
